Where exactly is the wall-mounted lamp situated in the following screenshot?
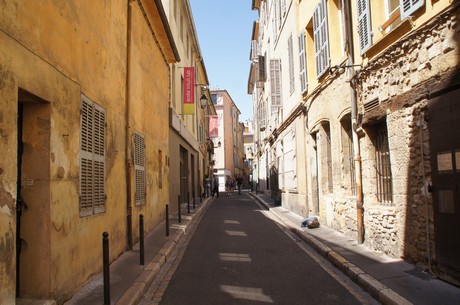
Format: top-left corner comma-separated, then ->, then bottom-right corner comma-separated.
329,64 -> 362,75
200,94 -> 208,109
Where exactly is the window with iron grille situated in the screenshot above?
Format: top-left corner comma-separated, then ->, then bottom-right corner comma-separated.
374,122 -> 393,204
80,95 -> 106,216
134,131 -> 146,205
325,124 -> 333,193
341,117 -> 356,195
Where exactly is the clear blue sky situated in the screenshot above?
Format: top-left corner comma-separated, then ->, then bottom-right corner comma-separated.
189,0 -> 258,122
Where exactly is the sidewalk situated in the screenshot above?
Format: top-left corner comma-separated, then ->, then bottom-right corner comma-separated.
249,191 -> 460,305
62,196 -> 213,305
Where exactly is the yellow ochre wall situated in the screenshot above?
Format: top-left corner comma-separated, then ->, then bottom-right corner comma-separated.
0,0 -> 176,303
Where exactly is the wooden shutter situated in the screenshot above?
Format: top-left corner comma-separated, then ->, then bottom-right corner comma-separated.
258,55 -> 266,83
270,59 -> 282,107
93,103 -> 106,213
80,96 -> 106,216
400,0 -> 424,20
251,40 -> 259,61
298,30 -> 307,93
288,35 -> 295,95
313,0 -> 330,78
357,0 -> 372,54
134,132 -> 146,205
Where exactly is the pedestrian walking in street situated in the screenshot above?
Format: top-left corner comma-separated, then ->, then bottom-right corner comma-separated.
204,175 -> 211,198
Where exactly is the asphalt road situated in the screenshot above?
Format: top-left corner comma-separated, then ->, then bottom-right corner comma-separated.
143,193 -> 379,305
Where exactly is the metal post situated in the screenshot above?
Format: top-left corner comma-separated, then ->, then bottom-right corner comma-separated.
178,195 -> 181,223
193,190 -> 196,209
139,214 -> 144,265
187,192 -> 190,214
102,232 -> 110,305
166,204 -> 170,237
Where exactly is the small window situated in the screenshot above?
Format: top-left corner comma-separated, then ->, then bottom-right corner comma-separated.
80,95 -> 106,216
374,122 -> 393,204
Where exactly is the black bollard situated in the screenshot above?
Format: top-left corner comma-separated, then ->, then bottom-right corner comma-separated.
193,190 -> 196,210
139,214 -> 144,265
178,195 -> 181,223
102,232 -> 110,305
166,204 -> 170,237
187,192 -> 190,214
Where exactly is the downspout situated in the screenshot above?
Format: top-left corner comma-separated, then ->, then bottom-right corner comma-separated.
125,0 -> 135,250
343,0 -> 364,244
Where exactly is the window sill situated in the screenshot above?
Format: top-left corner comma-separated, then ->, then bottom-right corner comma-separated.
363,17 -> 414,60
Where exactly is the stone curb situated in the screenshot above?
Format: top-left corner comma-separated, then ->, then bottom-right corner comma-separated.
248,193 -> 413,305
115,199 -> 213,305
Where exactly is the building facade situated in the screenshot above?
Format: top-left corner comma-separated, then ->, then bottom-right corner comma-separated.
0,0 -> 180,303
249,0 -> 460,284
163,0 -> 213,209
211,90 -> 242,191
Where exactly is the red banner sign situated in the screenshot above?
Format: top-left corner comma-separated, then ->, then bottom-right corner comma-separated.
209,115 -> 218,138
183,67 -> 195,114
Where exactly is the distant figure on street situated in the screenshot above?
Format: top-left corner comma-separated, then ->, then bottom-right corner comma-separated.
236,176 -> 243,194
204,175 -> 211,198
225,176 -> 233,195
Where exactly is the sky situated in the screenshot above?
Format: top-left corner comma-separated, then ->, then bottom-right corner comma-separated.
189,0 -> 258,122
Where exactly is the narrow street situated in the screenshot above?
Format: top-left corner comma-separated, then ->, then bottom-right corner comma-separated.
140,192 -> 379,305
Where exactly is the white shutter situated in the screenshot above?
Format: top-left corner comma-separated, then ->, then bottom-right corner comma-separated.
400,0 -> 424,19
270,59 -> 282,107
298,31 -> 307,93
288,35 -> 295,95
134,132 -> 146,205
357,0 -> 372,54
313,0 -> 330,78
251,40 -> 259,61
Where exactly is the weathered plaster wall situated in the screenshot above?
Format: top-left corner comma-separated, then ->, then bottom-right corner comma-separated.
0,0 -> 174,302
128,3 -> 171,240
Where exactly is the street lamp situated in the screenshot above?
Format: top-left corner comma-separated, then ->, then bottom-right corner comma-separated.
200,94 -> 208,109
329,64 -> 362,75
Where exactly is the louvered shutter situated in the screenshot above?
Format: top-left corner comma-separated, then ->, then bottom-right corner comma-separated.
298,31 -> 307,93
80,96 -> 106,216
134,132 -> 146,205
313,0 -> 330,79
270,59 -> 282,108
93,103 -> 106,213
400,0 -> 424,19
258,55 -> 266,83
357,0 -> 372,54
251,40 -> 259,61
288,35 -> 295,95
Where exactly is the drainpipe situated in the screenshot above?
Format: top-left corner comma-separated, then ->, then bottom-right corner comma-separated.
125,0 -> 135,250
343,0 -> 364,244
